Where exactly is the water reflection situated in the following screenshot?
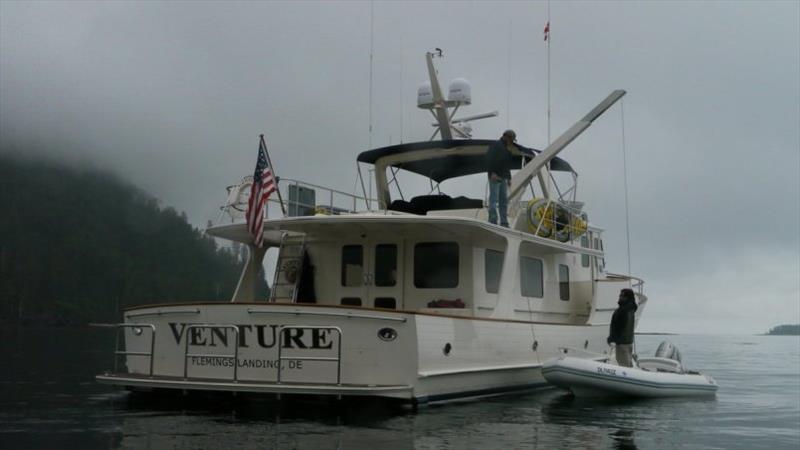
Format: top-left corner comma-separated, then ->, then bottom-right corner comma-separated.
2,328 -> 796,449
610,429 -> 637,450
110,391 -> 415,449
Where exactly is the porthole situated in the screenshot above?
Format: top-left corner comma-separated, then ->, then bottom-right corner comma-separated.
377,327 -> 397,342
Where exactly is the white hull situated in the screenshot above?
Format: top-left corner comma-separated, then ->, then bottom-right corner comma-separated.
97,303 -> 610,403
542,356 -> 718,398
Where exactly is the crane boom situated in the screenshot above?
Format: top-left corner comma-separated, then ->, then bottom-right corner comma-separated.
508,90 -> 626,201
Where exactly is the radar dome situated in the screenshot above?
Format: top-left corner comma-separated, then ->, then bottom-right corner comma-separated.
447,78 -> 471,105
417,82 -> 433,108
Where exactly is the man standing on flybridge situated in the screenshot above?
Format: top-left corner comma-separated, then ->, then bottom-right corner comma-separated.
486,129 -> 518,227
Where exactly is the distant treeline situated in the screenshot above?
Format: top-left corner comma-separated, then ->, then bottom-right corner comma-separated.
0,155 -> 268,325
765,324 -> 800,336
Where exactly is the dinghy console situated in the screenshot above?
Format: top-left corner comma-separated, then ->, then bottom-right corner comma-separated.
637,341 -> 685,374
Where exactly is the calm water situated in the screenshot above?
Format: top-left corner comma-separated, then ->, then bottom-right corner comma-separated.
0,328 -> 798,449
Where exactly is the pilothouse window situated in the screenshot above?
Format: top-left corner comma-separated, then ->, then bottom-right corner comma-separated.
414,242 -> 459,288
580,236 -> 590,267
520,256 -> 544,298
559,264 -> 570,301
485,249 -> 504,294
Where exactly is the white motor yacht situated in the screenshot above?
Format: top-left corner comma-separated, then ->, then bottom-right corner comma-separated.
96,51 -> 646,404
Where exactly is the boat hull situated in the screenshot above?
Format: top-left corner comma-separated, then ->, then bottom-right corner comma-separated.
542,356 -> 718,398
97,303 -> 610,403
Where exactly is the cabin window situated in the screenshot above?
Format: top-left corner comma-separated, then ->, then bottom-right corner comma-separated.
559,264 -> 570,301
485,249 -> 504,294
374,297 -> 396,309
341,245 -> 363,287
520,256 -> 544,298
341,297 -> 361,306
580,236 -> 590,267
593,238 -> 606,271
414,242 -> 459,288
374,244 -> 397,287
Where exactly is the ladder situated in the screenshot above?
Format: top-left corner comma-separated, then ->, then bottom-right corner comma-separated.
269,233 -> 307,303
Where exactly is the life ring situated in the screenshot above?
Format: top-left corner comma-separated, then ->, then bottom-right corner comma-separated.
527,198 -> 589,242
526,198 -> 553,237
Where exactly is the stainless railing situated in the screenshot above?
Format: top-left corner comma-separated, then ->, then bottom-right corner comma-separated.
92,323 -> 157,377
278,178 -> 374,214
276,325 -> 342,385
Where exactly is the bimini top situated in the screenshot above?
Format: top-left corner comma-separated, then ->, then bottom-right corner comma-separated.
357,139 -> 574,183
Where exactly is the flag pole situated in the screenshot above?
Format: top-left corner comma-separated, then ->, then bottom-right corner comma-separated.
259,134 -> 286,216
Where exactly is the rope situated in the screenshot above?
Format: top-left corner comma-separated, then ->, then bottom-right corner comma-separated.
620,100 -> 632,287
621,100 -> 638,361
528,297 -> 540,364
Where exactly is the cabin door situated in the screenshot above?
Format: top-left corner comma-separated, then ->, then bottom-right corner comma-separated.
338,241 -> 404,310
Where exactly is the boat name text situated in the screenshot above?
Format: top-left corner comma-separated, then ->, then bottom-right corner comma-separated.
168,322 -> 334,350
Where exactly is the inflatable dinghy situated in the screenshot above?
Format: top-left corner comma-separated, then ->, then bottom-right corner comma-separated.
542,342 -> 718,398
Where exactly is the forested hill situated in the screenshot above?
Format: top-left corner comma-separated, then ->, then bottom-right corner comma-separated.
0,156 -> 267,325
765,324 -> 800,336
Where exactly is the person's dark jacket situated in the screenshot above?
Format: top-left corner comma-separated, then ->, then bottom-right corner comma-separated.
486,139 -> 514,180
608,297 -> 638,345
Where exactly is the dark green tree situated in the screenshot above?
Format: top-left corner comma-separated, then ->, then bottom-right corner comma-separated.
0,155 -> 269,325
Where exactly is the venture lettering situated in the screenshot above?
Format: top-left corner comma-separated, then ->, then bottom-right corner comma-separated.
168,322 -> 334,350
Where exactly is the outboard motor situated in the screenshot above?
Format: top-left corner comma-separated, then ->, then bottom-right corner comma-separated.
655,341 -> 683,363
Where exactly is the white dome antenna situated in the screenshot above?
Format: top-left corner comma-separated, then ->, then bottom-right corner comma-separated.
416,49 -> 498,140
447,78 -> 471,105
417,82 -> 433,109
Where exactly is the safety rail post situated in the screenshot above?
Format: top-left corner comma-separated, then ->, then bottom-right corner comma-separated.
183,324 -> 241,382
276,325 -> 342,385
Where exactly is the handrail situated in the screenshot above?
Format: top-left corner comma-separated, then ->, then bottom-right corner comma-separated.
247,308 -> 408,323
277,325 -> 342,386
125,308 -> 200,318
183,324 -> 241,382
91,323 -> 157,377
605,272 -> 645,294
277,178 -> 379,215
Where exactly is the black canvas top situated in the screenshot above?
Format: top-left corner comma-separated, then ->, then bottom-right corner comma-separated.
356,139 -> 574,183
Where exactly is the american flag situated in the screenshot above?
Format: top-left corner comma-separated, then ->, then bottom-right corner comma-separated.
544,21 -> 550,41
246,136 -> 277,247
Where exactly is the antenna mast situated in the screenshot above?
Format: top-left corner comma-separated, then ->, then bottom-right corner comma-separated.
368,1 -> 374,149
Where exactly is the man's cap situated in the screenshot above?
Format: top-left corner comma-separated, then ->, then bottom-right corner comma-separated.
502,129 -> 517,141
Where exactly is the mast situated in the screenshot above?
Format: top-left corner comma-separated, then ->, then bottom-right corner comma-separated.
425,50 -> 453,140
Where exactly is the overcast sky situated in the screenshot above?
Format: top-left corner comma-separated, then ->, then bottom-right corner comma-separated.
1,1 -> 798,335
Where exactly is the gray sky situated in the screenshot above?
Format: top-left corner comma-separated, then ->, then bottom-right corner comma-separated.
2,0 -> 798,334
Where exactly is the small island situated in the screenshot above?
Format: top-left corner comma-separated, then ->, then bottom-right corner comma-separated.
765,324 -> 800,336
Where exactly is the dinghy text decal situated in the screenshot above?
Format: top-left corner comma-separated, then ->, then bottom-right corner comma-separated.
597,367 -> 617,376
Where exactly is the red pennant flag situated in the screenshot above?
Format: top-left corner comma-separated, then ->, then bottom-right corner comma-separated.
544,22 -> 550,41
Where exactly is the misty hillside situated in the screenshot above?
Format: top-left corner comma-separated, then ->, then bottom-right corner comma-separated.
0,155 -> 266,325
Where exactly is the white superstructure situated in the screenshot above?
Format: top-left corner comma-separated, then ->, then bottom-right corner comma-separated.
96,51 -> 647,404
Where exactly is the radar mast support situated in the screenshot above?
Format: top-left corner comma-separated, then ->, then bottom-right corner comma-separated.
425,50 -> 453,140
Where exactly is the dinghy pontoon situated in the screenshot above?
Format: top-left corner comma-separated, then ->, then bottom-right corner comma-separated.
542,342 -> 718,398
